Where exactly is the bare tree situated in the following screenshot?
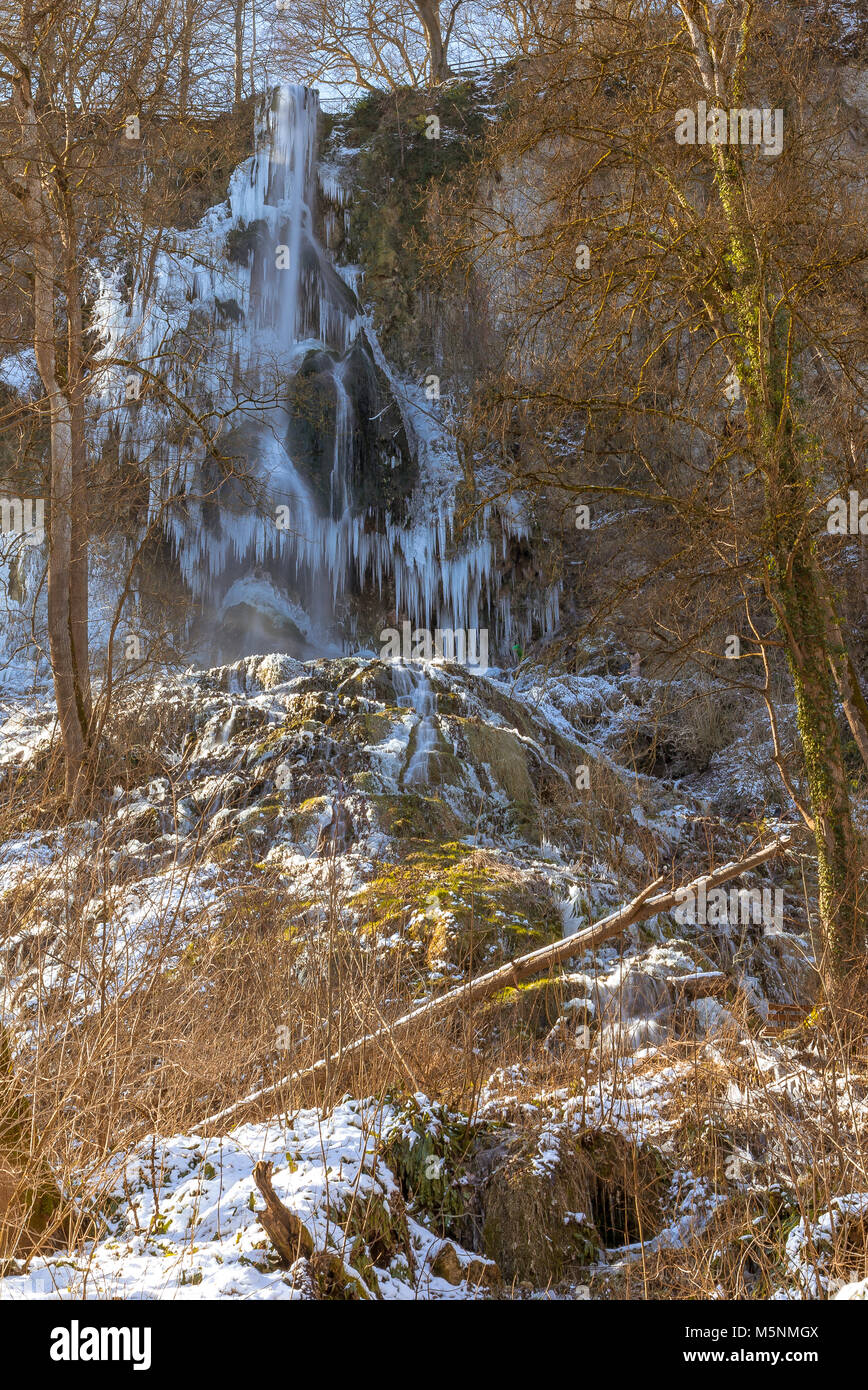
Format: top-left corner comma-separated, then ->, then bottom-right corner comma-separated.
431,0 -> 868,1002
274,0 -> 466,94
0,0 -> 249,796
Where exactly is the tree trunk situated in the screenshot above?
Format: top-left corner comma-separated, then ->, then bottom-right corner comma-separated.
13,54 -> 90,799
46,389 -> 87,800
771,507 -> 867,999
249,0 -> 257,100
820,586 -> 868,776
64,228 -> 93,742
415,0 -> 450,85
252,1161 -> 314,1263
702,101 -> 867,1002
178,0 -> 197,119
234,0 -> 244,111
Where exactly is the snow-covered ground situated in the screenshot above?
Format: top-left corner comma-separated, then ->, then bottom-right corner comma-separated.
1,647 -> 861,1301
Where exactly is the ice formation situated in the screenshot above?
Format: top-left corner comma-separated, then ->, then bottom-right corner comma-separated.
16,84 -> 559,663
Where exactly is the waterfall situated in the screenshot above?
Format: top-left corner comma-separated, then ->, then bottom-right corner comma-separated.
262,86 -> 315,346
329,367 -> 352,518
392,662 -> 439,786
86,83 -> 560,661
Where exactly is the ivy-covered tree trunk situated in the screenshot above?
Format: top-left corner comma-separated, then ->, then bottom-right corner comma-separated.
772,537 -> 867,991
699,47 -> 867,1002
750,369 -> 866,1002
750,324 -> 867,998
748,344 -> 867,1000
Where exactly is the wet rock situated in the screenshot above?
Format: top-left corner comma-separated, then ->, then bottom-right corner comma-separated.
315,801 -> 355,855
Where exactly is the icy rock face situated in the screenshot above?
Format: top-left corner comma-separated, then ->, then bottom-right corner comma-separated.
89,84 -> 558,661
0,535 -> 129,693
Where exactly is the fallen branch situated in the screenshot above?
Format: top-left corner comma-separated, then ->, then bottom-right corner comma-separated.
252,1160 -> 314,1264
199,836 -> 791,1134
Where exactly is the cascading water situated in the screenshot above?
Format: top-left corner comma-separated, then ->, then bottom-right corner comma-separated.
88,83 -> 560,662
329,368 -> 351,518
392,662 -> 439,786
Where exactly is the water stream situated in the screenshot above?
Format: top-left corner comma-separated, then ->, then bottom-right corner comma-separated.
392,662 -> 439,786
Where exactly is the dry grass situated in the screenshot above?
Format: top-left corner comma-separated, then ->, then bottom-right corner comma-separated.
0,749 -> 865,1300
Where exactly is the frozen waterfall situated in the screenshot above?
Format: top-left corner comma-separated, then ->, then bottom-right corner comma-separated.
89,83 -> 559,660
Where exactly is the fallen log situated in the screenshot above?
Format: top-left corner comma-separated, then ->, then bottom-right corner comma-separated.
199,835 -> 791,1133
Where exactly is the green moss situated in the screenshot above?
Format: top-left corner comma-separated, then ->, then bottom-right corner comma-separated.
250,694 -> 337,749
379,1096 -> 479,1236
309,1248 -> 371,1300
352,845 -> 560,969
332,84 -> 489,366
335,663 -> 401,706
233,801 -> 284,838
368,792 -> 464,841
348,711 -> 398,744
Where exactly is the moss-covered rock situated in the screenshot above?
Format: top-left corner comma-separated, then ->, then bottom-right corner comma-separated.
457,720 -> 535,802
331,83 -> 490,369
353,846 -> 560,970
429,1238 -> 501,1289
367,793 -> 464,842
449,717 -> 542,838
